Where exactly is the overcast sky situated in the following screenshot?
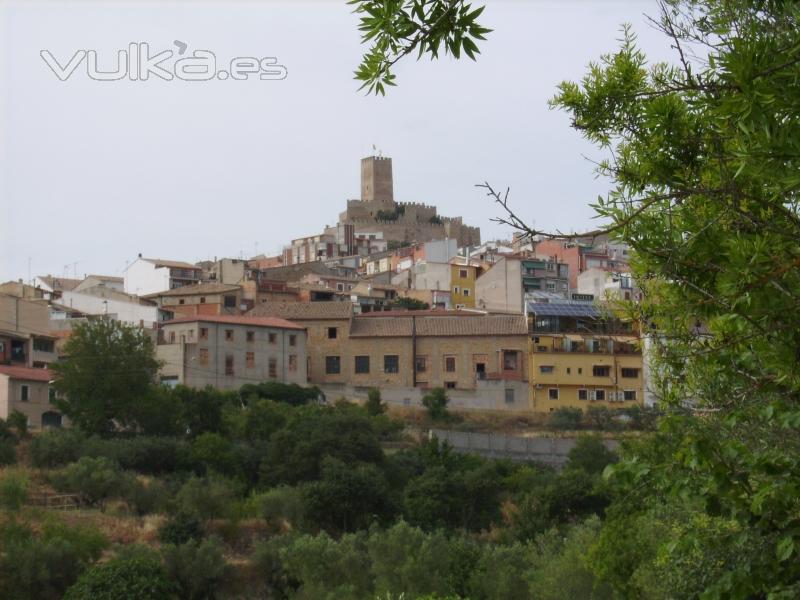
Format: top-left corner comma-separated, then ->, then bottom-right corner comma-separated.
0,0 -> 674,282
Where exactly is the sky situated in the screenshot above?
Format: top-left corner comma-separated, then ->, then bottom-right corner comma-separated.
0,0 -> 675,283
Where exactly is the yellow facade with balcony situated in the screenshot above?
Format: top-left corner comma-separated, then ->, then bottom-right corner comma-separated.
527,303 -> 644,413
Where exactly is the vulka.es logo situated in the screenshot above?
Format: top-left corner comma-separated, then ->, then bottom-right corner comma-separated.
40,42 -> 288,82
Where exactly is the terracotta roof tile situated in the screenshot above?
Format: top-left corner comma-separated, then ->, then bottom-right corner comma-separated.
349,314 -> 528,337
249,301 -> 352,320
161,314 -> 304,330
0,365 -> 53,382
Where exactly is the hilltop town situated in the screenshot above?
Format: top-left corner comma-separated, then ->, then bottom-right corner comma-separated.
1,153 -> 647,430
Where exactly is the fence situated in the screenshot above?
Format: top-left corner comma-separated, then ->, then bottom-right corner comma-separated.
429,429 -> 619,467
28,492 -> 81,511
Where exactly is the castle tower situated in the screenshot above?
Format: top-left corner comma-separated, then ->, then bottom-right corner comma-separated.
361,155 -> 394,205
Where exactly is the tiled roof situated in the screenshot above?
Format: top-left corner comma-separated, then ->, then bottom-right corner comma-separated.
162,314 -> 304,330
85,274 -> 124,283
349,314 -> 528,337
143,283 -> 240,298
141,258 -> 201,270
0,365 -> 53,382
358,309 -> 484,318
249,301 -> 353,320
37,276 -> 82,292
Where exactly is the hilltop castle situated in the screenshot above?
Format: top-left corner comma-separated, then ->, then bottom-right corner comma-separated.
338,155 -> 481,247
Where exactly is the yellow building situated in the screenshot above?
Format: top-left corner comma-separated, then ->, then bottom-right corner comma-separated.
528,302 -> 644,412
449,261 -> 479,308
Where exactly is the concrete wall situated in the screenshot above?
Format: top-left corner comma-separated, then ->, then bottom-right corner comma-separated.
430,429 -> 620,466
158,321 -> 308,390
124,259 -> 170,296
475,257 -> 523,313
61,291 -> 161,326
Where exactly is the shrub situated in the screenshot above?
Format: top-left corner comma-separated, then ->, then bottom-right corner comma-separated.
159,510 -> 205,545
81,436 -> 189,474
260,485 -> 306,531
0,520 -> 108,600
63,556 -> 176,600
0,470 -> 28,511
0,438 -> 16,466
162,537 -> 229,600
176,476 -> 238,521
29,429 -> 86,468
422,388 -> 449,421
7,410 -> 28,439
584,406 -> 618,431
547,407 -> 583,430
566,436 -> 618,475
124,477 -> 168,516
53,456 -> 128,508
190,432 -> 237,475
240,382 -> 321,407
365,388 -> 386,416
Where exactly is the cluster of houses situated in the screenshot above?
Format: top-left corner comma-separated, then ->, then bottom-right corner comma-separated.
1,154 -> 652,430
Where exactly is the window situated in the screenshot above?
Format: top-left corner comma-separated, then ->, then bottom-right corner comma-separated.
200,327 -> 208,340
533,336 -> 540,344
269,358 -> 278,378
593,365 -> 611,377
33,338 -> 55,352
246,331 -> 255,343
289,335 -> 296,347
246,351 -> 255,368
453,286 -> 460,294
595,389 -> 606,401
548,388 -> 559,400
354,355 -> 370,374
187,329 -> 194,341
566,367 -> 571,375
225,355 -> 234,376
200,297 -> 206,304
503,350 -> 518,371
225,329 -> 234,341
179,299 -> 185,305
459,269 -> 468,278
445,381 -> 456,389
623,390 -> 637,401
546,282 -> 556,292
537,345 -> 548,352
269,333 -> 276,344
326,356 -> 341,374
169,331 -> 176,343
20,385 -> 29,402
415,356 -> 427,373
621,368 -> 640,378
578,389 -> 588,401
49,387 -> 57,404
224,295 -> 236,308
327,327 -> 338,339
504,388 -> 515,404
199,348 -> 209,366
445,356 -> 456,373
539,365 -> 554,374
384,355 -> 399,374
463,288 -> 470,297
578,367 -> 583,374
288,355 -> 298,372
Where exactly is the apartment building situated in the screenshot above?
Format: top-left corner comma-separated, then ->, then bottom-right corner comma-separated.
475,255 -> 570,313
144,283 -> 244,317
527,302 -> 644,412
0,365 -> 64,429
292,310 -> 529,411
0,294 -> 58,368
156,315 -> 307,390
124,256 -> 202,295
535,238 -> 631,289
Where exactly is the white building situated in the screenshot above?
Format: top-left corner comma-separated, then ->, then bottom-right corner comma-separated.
61,287 -> 171,328
124,256 -> 202,296
577,267 -> 640,302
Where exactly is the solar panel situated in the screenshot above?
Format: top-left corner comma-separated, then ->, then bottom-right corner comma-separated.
526,302 -> 601,318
